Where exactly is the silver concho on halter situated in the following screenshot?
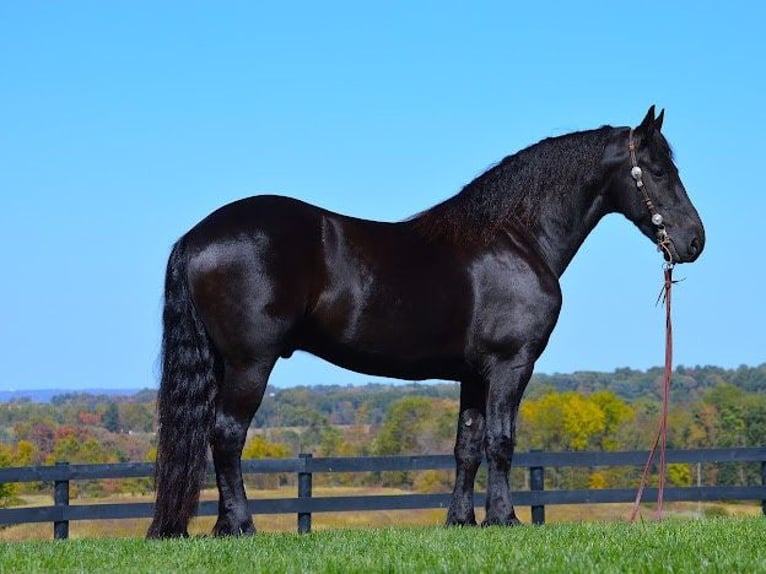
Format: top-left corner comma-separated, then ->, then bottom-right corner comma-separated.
628,128 -> 673,265
629,164 -> 665,228
630,166 -> 643,186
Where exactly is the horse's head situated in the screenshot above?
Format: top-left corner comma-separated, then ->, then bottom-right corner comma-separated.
606,106 -> 705,264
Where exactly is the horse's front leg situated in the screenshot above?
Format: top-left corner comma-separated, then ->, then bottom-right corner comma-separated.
446,378 -> 486,526
482,360 -> 534,526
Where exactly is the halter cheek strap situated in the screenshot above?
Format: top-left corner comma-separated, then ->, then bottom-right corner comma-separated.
628,129 -> 674,265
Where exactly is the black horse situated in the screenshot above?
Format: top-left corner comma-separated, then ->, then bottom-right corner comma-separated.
147,107 -> 704,538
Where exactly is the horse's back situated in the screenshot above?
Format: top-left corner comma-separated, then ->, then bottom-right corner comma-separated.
184,195 -> 323,245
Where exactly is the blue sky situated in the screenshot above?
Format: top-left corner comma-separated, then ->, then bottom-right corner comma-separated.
1,2 -> 763,390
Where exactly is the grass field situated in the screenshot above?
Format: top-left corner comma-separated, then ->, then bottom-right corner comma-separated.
0,486 -> 761,541
0,487 -> 762,543
0,517 -> 764,573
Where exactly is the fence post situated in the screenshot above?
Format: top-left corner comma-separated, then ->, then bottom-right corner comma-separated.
298,453 -> 313,534
529,450 -> 545,525
54,461 -> 70,540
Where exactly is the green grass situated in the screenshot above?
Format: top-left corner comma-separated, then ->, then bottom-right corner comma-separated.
1,518 -> 764,573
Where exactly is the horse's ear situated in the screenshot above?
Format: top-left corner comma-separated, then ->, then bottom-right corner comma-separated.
655,108 -> 665,132
638,105 -> 656,132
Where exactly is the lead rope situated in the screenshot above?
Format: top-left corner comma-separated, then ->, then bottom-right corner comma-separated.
627,126 -> 676,522
629,264 -> 674,522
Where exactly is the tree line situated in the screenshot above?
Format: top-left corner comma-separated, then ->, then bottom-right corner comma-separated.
0,363 -> 764,503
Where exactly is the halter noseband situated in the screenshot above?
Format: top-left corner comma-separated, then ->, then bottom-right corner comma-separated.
628,129 -> 674,265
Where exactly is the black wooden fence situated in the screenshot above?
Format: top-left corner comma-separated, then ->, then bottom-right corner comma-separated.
1,447 -> 764,539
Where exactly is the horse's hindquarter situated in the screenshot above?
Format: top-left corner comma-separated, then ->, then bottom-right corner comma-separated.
184,196 -> 327,365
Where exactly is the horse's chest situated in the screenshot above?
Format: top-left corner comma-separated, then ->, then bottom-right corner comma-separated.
465,252 -> 562,352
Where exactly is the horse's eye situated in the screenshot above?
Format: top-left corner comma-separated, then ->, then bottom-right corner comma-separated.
652,168 -> 666,178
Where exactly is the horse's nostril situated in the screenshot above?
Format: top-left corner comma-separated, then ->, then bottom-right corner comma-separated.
689,237 -> 701,256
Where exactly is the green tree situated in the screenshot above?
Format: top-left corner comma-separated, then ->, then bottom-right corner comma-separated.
102,403 -> 120,433
704,384 -> 746,446
316,426 -> 346,456
46,436 -> 112,464
375,397 -> 456,456
119,403 -> 155,433
743,396 -> 766,447
374,396 -> 457,488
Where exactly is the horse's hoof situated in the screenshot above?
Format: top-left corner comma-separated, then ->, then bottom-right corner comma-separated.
212,518 -> 256,537
446,503 -> 478,527
445,516 -> 478,527
146,530 -> 189,540
481,515 -> 522,527
146,521 -> 190,539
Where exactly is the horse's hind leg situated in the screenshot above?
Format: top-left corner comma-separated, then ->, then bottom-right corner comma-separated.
446,377 -> 486,526
211,358 -> 275,536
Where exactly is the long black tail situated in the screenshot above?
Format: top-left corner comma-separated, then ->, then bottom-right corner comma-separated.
147,240 -> 218,538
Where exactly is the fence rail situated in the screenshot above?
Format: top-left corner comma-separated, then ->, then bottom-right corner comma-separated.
1,447 -> 764,539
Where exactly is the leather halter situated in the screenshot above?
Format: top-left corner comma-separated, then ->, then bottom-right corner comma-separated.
628,129 -> 674,265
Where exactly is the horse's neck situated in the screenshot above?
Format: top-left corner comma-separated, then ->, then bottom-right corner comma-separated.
500,128 -> 615,278
530,187 -> 610,278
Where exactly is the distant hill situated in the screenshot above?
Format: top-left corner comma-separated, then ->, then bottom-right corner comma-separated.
0,388 -> 148,403
528,363 -> 766,402
1,363 -> 764,409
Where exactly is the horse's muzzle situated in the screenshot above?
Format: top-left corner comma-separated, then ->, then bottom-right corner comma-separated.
673,223 -> 705,263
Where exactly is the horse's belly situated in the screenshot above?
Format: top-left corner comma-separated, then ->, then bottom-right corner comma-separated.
303,343 -> 466,381
296,318 -> 468,381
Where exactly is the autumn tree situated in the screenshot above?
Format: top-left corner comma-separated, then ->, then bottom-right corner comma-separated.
242,435 -> 290,489
519,391 -> 636,488
13,418 -> 56,463
0,443 -> 17,505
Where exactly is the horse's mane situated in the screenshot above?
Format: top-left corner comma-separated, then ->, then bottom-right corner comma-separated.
411,126 -> 616,244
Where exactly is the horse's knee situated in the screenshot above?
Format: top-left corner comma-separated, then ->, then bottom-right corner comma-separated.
212,414 -> 248,453
455,410 -> 485,466
485,434 -> 514,470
